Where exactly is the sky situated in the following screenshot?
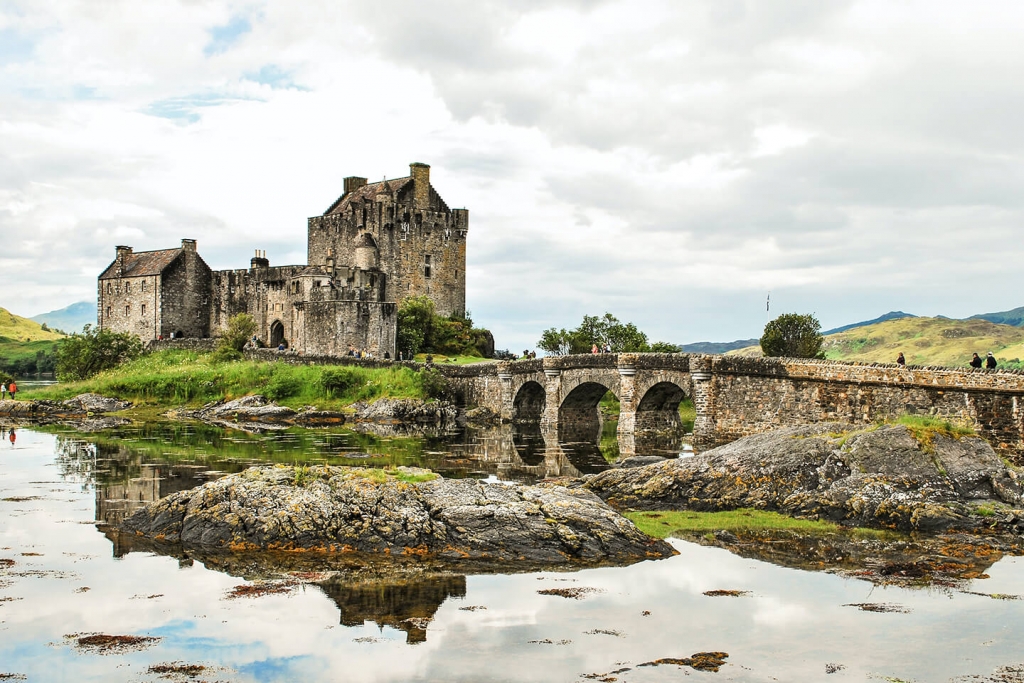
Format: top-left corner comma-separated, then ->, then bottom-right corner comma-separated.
2,0 -> 1023,351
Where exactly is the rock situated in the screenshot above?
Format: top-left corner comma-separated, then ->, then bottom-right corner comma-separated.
352,399 -> 458,424
120,465 -> 675,566
72,393 -> 131,413
585,423 -> 1024,533
616,456 -> 669,468
463,406 -> 501,426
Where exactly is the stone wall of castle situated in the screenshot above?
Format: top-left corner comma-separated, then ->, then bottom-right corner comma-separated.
158,242 -> 212,339
97,273 -> 160,339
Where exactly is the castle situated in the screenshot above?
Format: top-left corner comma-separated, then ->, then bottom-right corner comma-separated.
97,162 -> 468,357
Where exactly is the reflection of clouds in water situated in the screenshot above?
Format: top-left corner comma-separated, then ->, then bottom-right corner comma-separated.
751,595 -> 811,627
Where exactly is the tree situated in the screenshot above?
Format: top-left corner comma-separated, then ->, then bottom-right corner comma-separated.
537,312 -> 679,355
54,324 -> 143,381
215,313 -> 257,361
396,297 -> 494,358
760,313 -> 825,359
396,296 -> 435,358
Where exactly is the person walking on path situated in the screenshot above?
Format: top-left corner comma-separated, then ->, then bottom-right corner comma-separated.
896,352 -> 906,367
986,352 -> 998,369
8,380 -> 16,400
0,382 -> 6,400
970,353 -> 983,369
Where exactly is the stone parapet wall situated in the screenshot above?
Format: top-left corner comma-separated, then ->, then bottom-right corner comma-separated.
146,338 -> 218,352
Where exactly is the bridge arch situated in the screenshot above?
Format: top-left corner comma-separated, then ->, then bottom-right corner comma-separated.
634,380 -> 689,433
558,381 -> 617,443
512,381 -> 545,423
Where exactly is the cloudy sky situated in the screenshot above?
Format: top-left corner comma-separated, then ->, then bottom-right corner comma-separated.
2,0 -> 1023,350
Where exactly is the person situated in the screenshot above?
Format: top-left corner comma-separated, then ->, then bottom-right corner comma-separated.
986,352 -> 997,369
347,345 -> 356,356
0,382 -> 6,400
384,351 -> 391,360
896,352 -> 905,367
398,351 -> 404,361
604,343 -> 612,354
970,353 -> 983,369
8,380 -> 16,400
591,343 -> 599,354
9,428 -> 15,447
277,342 -> 285,351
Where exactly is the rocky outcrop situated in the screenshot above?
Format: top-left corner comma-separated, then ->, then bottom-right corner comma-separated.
0,393 -> 131,424
121,465 -> 674,565
585,424 -> 1024,533
351,398 -> 458,424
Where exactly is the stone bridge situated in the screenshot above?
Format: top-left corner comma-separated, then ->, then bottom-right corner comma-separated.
444,353 -> 1024,461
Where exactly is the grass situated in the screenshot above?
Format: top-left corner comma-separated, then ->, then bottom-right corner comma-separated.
626,509 -> 889,539
22,349 -> 435,409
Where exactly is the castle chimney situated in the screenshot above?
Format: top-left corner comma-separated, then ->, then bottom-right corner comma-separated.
115,245 -> 132,276
344,176 -> 367,196
251,249 -> 269,270
410,162 -> 430,208
181,238 -> 196,252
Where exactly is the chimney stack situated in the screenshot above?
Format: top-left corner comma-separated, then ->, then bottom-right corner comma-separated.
410,162 -> 430,208
115,245 -> 132,276
181,238 -> 196,252
344,176 -> 367,196
251,249 -> 269,270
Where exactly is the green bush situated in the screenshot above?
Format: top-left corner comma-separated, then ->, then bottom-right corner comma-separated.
265,374 -> 303,401
420,368 -> 455,402
317,367 -> 363,398
54,324 -> 143,381
760,313 -> 825,359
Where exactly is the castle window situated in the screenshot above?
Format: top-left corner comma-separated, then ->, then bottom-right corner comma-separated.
106,306 -> 111,318
125,282 -> 131,294
125,304 -> 131,316
141,280 -> 146,292
141,304 -> 146,316
424,254 -> 431,279
107,283 -> 112,295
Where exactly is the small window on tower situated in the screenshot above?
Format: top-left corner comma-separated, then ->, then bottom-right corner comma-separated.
125,304 -> 131,316
106,306 -> 112,318
424,254 -> 431,279
141,280 -> 146,292
125,282 -> 131,294
107,283 -> 112,295
141,304 -> 147,316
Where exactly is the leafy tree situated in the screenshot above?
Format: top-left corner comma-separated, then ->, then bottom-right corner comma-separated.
214,313 -> 257,361
760,313 -> 825,359
396,298 -> 494,357
538,312 -> 679,355
54,324 -> 143,381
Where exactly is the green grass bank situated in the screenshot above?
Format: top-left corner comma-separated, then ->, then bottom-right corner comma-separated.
23,349 -> 439,410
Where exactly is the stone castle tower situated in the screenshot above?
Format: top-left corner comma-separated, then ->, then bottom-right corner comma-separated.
97,162 -> 468,358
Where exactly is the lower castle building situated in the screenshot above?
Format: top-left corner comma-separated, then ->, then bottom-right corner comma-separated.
97,162 -> 468,357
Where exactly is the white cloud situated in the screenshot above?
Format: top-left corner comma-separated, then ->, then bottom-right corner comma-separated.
2,0 -> 1023,347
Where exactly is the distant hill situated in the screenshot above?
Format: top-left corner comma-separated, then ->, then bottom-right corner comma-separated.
822,311 -> 917,335
31,301 -> 95,334
680,339 -> 759,354
0,306 -> 65,376
969,306 -> 1024,328
727,316 -> 1024,369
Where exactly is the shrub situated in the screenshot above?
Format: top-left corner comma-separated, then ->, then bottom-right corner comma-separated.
54,325 -> 143,381
760,313 -> 825,359
217,314 -> 257,357
420,368 -> 455,402
317,367 -> 362,398
264,374 -> 303,401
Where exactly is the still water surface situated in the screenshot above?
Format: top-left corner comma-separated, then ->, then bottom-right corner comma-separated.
1,424 -> 1023,682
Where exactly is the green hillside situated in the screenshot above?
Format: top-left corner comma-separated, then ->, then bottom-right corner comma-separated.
0,307 -> 66,376
727,317 -> 1024,369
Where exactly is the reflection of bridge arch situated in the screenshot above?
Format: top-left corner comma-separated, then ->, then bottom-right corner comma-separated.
512,381 -> 545,423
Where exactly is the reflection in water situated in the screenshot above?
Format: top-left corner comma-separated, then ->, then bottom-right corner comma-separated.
319,574 -> 467,644
4,428 -> 1024,683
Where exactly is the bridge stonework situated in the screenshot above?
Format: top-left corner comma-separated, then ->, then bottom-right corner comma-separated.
447,353 -> 1024,460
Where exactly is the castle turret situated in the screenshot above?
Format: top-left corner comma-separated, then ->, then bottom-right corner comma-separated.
354,233 -> 379,270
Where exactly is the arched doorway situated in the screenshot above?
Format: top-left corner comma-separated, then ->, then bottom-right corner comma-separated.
270,321 -> 285,348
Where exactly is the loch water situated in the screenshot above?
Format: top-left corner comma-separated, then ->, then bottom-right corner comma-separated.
1,423 -> 1023,682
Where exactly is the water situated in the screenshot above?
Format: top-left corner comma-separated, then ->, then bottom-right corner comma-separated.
2,425 -> 1024,682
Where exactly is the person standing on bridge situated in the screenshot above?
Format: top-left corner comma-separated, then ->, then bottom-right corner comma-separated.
896,352 -> 905,367
591,343 -> 599,354
970,353 -> 983,369
986,353 -> 998,369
